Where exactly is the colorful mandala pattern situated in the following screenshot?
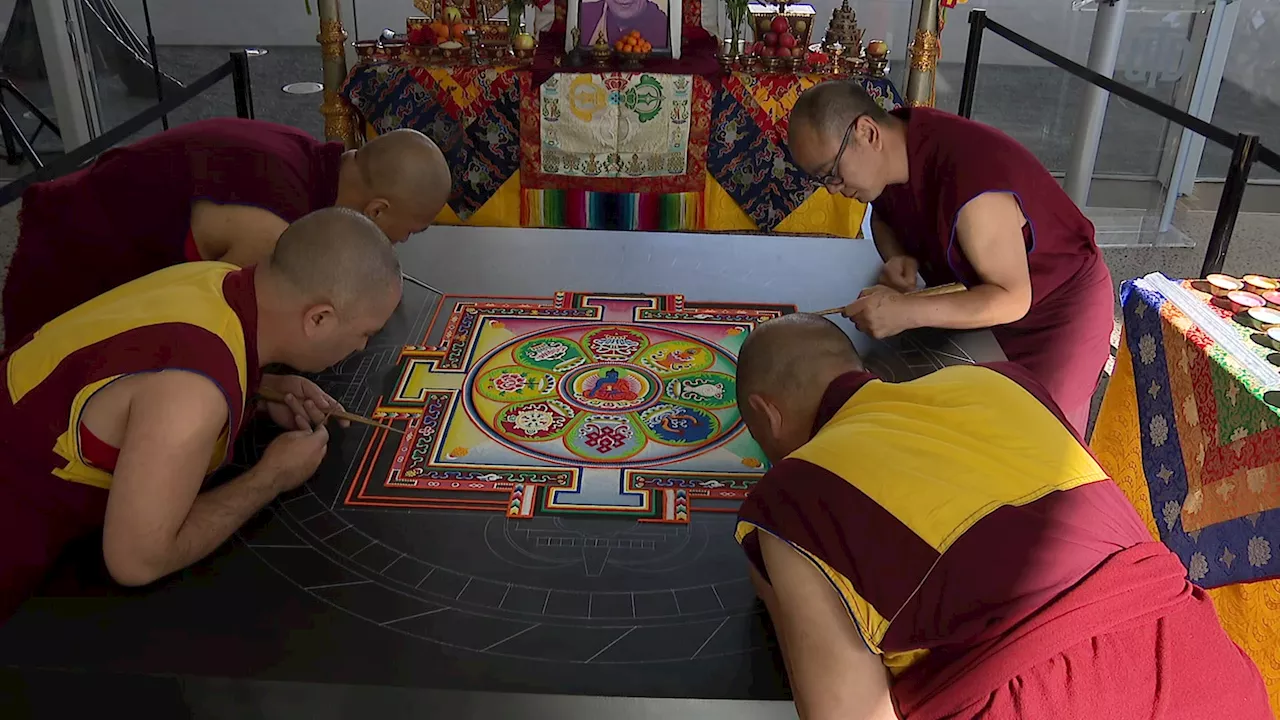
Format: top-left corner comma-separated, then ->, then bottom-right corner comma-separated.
466,324 -> 740,466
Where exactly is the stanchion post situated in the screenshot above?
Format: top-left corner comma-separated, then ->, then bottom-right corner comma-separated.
141,0 -> 168,131
957,9 -> 987,118
231,50 -> 255,120
1200,133 -> 1259,277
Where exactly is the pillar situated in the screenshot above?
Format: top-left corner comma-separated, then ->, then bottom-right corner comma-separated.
1063,0 -> 1128,206
316,0 -> 358,148
905,0 -> 940,107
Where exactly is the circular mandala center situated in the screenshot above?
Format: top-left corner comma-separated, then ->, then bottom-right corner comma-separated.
561,363 -> 661,413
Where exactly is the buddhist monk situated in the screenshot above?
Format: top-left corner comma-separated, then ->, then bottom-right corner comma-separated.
733,313 -> 1270,720
787,81 -> 1115,435
3,118 -> 449,347
0,207 -> 403,620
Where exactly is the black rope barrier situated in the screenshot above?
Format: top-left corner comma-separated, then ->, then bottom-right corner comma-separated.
958,10 -> 1277,275
0,50 -> 255,208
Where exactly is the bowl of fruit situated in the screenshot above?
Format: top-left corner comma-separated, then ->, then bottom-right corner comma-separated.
405,13 -> 472,58
512,32 -> 536,62
751,16 -> 804,67
614,30 -> 653,68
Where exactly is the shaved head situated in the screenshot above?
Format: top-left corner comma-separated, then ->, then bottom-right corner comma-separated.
269,207 -> 401,312
789,80 -> 890,144
259,207 -> 403,372
356,129 -> 451,205
786,81 -> 904,204
738,313 -> 863,407
339,128 -> 452,243
736,314 -> 864,462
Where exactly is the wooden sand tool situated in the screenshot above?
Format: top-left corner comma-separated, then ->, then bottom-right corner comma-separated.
811,282 -> 967,317
257,386 -> 405,434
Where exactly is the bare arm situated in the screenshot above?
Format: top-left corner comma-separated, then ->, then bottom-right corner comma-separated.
759,532 -> 898,720
900,192 -> 1033,330
102,371 -> 284,586
189,200 -> 289,267
869,213 -> 907,262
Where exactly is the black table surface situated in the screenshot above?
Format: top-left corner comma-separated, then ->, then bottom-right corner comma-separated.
0,227 -> 1005,719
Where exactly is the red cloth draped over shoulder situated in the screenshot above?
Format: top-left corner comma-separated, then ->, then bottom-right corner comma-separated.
2,118 -> 343,348
893,542 -> 1273,720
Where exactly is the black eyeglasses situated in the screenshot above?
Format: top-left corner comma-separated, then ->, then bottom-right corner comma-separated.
814,114 -> 864,187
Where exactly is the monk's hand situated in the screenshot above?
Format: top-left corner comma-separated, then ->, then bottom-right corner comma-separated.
843,286 -> 913,339
260,374 -> 350,430
877,256 -> 920,294
259,424 -> 330,493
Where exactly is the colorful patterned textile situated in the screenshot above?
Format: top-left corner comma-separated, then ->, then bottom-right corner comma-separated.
1093,275 -> 1280,710
540,73 -> 693,178
521,73 -> 710,193
1105,277 -> 1280,588
341,62 -> 522,220
521,188 -> 701,230
707,72 -> 903,232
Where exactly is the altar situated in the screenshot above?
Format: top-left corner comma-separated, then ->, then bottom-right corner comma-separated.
327,0 -> 905,236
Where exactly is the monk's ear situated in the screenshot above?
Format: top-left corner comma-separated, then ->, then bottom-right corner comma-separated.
302,303 -> 338,338
861,116 -> 882,151
364,198 -> 392,219
748,394 -> 785,441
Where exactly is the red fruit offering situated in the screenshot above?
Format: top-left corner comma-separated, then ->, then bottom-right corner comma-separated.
780,32 -> 796,48
750,41 -> 763,54
763,31 -> 778,46
771,15 -> 789,34
760,45 -> 776,57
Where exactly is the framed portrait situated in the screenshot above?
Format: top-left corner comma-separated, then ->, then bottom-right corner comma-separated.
565,0 -> 683,58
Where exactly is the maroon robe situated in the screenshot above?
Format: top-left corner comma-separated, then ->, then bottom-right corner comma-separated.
873,107 -> 1114,435
3,118 -> 343,348
740,369 -> 1271,719
0,268 -> 261,619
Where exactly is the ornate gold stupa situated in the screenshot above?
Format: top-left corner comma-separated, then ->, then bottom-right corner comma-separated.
823,0 -> 864,54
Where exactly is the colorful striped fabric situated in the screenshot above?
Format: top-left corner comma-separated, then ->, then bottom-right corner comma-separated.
521,189 -> 703,230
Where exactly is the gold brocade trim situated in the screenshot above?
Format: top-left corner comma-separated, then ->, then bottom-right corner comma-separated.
322,95 -> 358,149
318,19 -> 348,60
908,29 -> 939,72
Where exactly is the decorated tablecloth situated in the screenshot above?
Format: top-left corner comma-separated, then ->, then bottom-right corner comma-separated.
340,60 -> 903,235
1092,273 -> 1280,708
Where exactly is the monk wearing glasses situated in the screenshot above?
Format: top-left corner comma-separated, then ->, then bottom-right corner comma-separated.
787,81 -> 1115,436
